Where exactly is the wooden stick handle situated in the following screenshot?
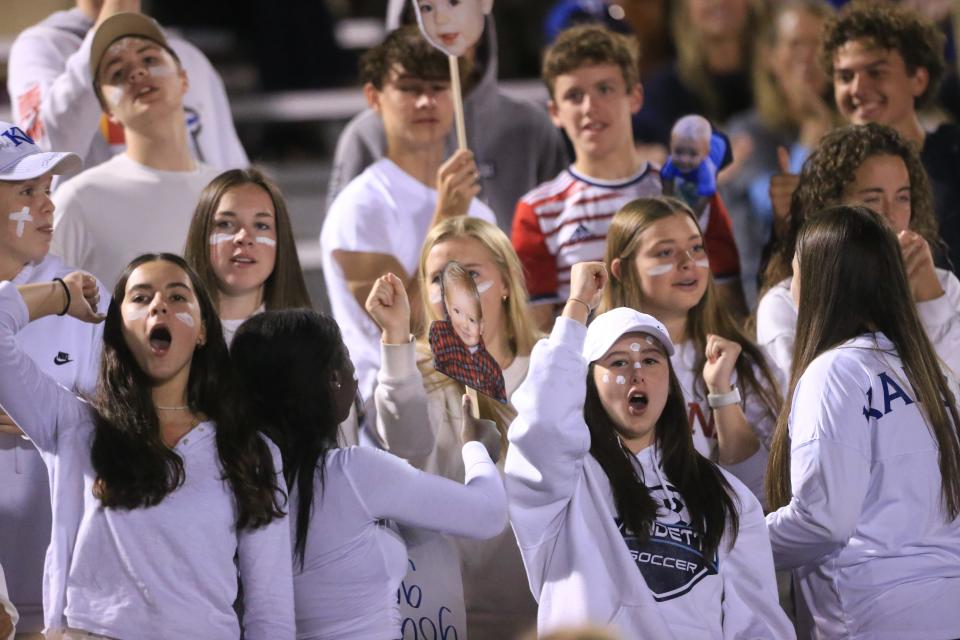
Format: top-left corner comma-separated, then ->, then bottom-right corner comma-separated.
465,386 -> 480,419
448,55 -> 468,151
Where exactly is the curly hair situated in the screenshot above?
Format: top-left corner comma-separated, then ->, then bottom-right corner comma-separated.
762,122 -> 940,293
360,25 -> 463,89
542,24 -> 640,97
820,0 -> 946,109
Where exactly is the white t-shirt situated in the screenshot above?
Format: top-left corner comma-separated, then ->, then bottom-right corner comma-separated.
7,8 -> 247,179
51,153 -> 222,286
757,269 -> 960,379
292,442 -> 506,640
766,333 -> 960,639
0,282 -> 295,639
320,158 -> 496,403
0,564 -> 16,640
220,304 -> 265,347
0,255 -> 107,634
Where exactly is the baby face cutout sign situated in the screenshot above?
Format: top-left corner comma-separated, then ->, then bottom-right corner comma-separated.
414,0 -> 493,57
428,260 -> 507,404
412,0 -> 493,150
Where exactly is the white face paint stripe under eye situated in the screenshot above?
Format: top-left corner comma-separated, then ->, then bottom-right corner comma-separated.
695,258 -> 710,269
475,280 -> 493,294
125,307 -> 149,320
615,375 -> 626,385
209,233 -> 235,245
175,312 -> 195,327
646,263 -> 674,276
602,373 -> 610,383
255,237 -> 277,247
428,289 -> 443,304
101,86 -> 123,107
8,207 -> 32,237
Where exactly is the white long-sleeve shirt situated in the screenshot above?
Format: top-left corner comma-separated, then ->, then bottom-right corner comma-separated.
374,338 -> 538,638
757,270 -> 960,378
0,564 -> 18,640
766,333 -> 960,639
292,442 -> 507,640
0,282 -> 294,639
505,317 -> 795,638
0,256 -> 107,634
7,8 -> 247,177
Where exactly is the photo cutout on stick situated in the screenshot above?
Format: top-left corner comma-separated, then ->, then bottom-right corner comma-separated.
428,261 -> 507,403
413,0 -> 494,57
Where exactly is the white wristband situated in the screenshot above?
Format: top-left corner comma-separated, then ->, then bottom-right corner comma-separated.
707,386 -> 741,409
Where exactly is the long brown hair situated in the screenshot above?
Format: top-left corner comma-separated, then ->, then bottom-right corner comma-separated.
585,345 -> 739,559
752,0 -> 835,132
601,197 -> 782,428
91,253 -> 285,529
184,167 -> 312,312
766,206 -> 960,517
416,217 -> 542,441
672,0 -> 766,122
762,123 -> 941,295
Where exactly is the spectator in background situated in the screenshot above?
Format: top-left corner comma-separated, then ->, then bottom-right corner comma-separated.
321,27 -> 495,408
7,0 -> 247,182
720,0 -> 836,307
633,0 -> 765,147
51,13 -> 223,286
327,4 -> 568,231
512,25 -> 743,332
771,1 -> 960,271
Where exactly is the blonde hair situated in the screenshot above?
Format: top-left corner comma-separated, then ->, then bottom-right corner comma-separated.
416,217 -> 542,440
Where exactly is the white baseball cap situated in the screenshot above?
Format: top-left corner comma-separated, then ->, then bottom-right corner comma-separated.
583,307 -> 675,361
0,122 -> 81,181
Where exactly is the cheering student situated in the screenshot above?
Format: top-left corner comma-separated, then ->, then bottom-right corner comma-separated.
184,168 -> 311,346
758,123 -> 960,378
600,196 -> 782,501
229,309 -> 507,640
766,205 -> 960,639
0,254 -> 294,639
504,261 -> 793,638
365,216 -> 541,637
0,121 -> 109,636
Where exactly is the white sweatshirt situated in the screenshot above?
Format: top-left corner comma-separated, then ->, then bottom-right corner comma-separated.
292,442 -> 507,640
0,282 -> 294,639
757,270 -> 960,378
766,333 -> 960,639
505,317 -> 795,638
671,339 -> 780,503
374,339 -> 538,638
0,255 -> 107,634
7,8 -> 247,176
0,564 -> 17,640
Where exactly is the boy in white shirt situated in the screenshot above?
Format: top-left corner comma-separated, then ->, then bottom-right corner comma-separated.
51,12 -> 222,286
8,0 -> 247,177
321,26 -> 495,405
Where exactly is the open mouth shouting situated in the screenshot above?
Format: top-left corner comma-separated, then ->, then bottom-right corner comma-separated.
627,388 -> 649,416
149,325 -> 172,356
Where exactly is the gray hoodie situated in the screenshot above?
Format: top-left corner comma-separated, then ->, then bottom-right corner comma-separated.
325,10 -> 568,232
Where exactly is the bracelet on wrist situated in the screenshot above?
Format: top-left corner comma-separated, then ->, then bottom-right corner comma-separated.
52,278 -> 71,316
567,297 -> 592,314
707,386 -> 741,409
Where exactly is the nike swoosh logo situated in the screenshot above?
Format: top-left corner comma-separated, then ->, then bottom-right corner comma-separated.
53,352 -> 72,366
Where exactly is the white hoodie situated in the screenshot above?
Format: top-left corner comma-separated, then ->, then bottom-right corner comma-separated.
766,333 -> 960,639
505,317 -> 794,638
757,270 -> 960,378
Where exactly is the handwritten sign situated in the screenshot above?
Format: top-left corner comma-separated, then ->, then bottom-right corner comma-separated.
396,530 -> 467,639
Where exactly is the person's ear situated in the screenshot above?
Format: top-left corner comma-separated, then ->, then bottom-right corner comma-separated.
196,320 -> 207,347
178,66 -> 189,96
364,82 -> 382,112
547,99 -> 562,128
330,368 -> 343,391
629,82 -> 644,115
611,257 -> 622,281
480,0 -> 494,13
909,65 -> 930,100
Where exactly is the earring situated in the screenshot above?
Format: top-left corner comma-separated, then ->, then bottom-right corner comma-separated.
502,294 -> 508,302
334,382 -> 342,389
